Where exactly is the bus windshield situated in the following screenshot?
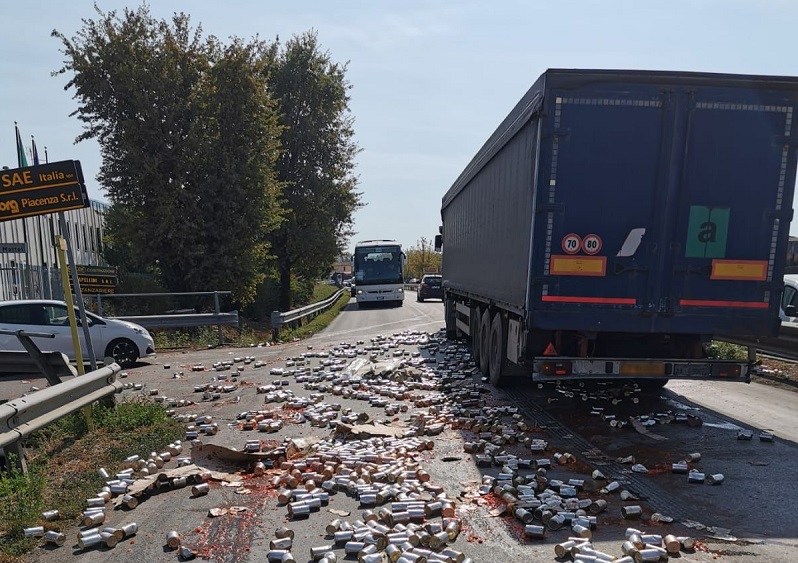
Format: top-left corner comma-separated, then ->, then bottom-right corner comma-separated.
353,246 -> 403,285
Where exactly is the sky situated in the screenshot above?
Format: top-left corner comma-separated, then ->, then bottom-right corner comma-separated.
3,0 -> 798,254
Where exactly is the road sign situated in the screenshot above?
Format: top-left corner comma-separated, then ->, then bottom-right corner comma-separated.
582,234 -> 603,255
0,242 -> 27,253
69,264 -> 118,295
562,233 -> 582,255
0,160 -> 88,222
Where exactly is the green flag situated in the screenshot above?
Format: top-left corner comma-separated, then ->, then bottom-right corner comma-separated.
15,122 -> 28,168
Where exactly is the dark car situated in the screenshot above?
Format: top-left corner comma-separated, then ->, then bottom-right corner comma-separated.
417,274 -> 443,302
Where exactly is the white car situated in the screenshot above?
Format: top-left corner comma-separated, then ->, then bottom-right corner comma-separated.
781,274 -> 798,323
0,299 -> 155,367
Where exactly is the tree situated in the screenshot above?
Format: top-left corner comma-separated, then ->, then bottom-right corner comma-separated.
405,237 -> 442,280
264,31 -> 362,310
53,5 -> 283,303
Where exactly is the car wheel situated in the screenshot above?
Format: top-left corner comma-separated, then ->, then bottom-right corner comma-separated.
105,338 -> 139,368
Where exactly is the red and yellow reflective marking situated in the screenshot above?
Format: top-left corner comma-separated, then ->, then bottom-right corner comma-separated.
710,259 -> 768,281
549,255 -> 606,276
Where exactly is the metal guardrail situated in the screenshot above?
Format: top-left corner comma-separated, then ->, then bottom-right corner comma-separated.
0,329 -> 77,386
718,322 -> 798,361
270,288 -> 347,340
0,359 -> 122,472
112,311 -> 239,329
96,291 -> 237,346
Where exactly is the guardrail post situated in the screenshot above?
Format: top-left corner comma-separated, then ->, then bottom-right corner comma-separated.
271,310 -> 282,342
213,291 -> 223,346
3,442 -> 27,473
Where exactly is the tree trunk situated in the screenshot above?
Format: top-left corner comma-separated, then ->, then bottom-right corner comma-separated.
278,252 -> 292,312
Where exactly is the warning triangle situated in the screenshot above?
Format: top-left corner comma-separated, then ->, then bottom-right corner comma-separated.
543,342 -> 558,356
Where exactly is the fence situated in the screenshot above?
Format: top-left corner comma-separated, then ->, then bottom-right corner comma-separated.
270,288 -> 346,340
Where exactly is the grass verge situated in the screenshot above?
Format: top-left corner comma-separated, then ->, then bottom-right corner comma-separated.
151,283 -> 343,350
0,398 -> 183,561
278,288 -> 350,341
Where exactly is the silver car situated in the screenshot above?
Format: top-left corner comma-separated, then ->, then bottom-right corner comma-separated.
0,300 -> 155,367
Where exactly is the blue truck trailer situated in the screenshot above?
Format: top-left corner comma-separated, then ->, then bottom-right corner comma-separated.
436,69 -> 798,386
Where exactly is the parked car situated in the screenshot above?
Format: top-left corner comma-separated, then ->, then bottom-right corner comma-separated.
781,274 -> 798,322
0,300 -> 155,367
417,274 -> 443,302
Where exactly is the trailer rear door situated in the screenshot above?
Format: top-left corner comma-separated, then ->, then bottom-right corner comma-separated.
534,75 -> 797,337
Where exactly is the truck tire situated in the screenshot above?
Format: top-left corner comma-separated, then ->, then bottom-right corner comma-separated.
488,311 -> 506,387
478,309 -> 491,376
470,306 -> 481,367
444,298 -> 457,339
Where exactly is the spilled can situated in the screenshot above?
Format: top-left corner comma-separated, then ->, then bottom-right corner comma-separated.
121,522 -> 138,537
663,534 -> 681,554
524,524 -> 545,539
166,530 -> 181,549
44,530 -> 66,546
41,509 -> 60,521
270,537 -> 293,550
621,505 -> 642,519
23,526 -> 45,537
706,473 -> 724,485
78,533 -> 103,549
192,483 -> 210,497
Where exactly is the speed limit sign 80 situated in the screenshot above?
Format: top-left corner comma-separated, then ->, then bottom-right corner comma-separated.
582,234 -> 602,255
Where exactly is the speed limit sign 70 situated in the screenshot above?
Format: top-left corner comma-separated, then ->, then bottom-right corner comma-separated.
582,234 -> 602,255
562,234 -> 582,255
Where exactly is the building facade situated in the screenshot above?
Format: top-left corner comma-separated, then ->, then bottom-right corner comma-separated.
0,200 -> 109,300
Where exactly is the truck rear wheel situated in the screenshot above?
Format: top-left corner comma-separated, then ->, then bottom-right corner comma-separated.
478,309 -> 491,376
488,311 -> 506,387
444,298 -> 457,339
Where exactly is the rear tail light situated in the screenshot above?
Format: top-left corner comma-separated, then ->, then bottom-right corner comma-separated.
540,361 -> 571,376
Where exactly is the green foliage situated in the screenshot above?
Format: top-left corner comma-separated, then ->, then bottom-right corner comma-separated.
1,399 -> 182,559
0,463 -> 46,555
706,340 -> 748,360
404,237 -> 442,280
280,288 -> 350,341
53,6 -> 283,304
92,398 -> 174,431
266,31 -> 363,310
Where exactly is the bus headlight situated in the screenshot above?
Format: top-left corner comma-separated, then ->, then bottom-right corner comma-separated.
396,288 -> 403,293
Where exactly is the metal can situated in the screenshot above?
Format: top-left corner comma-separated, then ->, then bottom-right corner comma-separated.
192,483 -> 210,497
100,531 -> 119,548
43,530 -> 66,546
41,509 -> 60,521
23,526 -> 45,537
622,505 -> 643,519
271,537 -> 294,550
275,526 -> 295,539
166,530 -> 181,549
78,533 -> 103,550
121,522 -> 139,537
524,525 -> 545,539
706,473 -> 725,485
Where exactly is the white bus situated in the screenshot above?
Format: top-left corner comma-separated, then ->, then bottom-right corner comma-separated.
352,240 -> 405,307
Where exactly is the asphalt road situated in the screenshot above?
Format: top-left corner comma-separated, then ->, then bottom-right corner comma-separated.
8,294 -> 798,563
